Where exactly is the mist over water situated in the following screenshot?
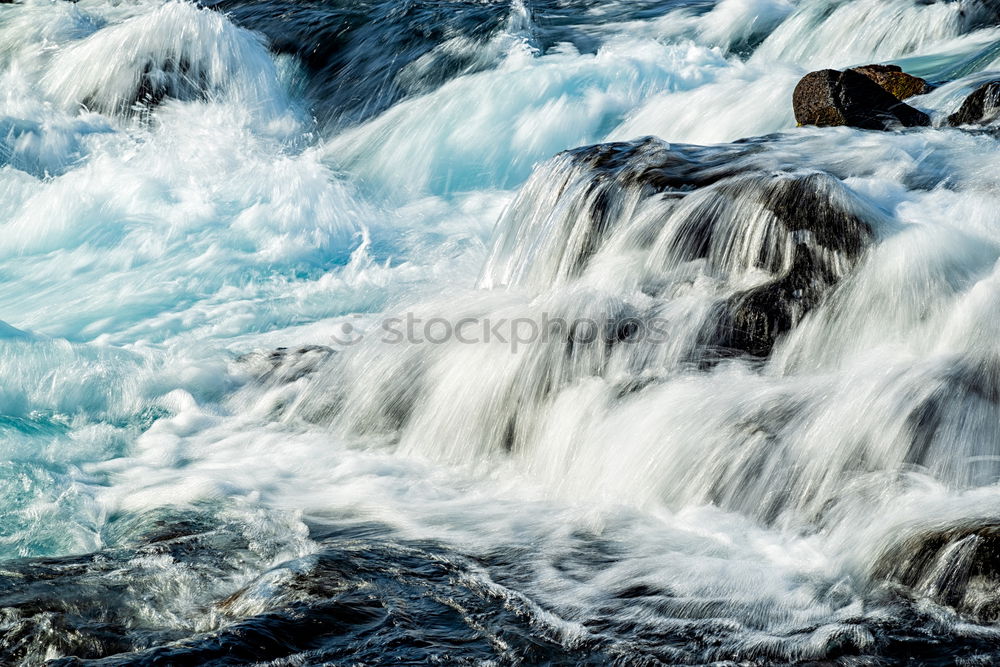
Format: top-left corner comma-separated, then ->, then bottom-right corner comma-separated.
4,0 -> 1000,663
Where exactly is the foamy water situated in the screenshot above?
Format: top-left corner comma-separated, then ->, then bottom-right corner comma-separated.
4,0 -> 1000,663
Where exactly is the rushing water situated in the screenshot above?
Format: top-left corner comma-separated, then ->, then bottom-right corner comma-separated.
3,0 -> 1000,664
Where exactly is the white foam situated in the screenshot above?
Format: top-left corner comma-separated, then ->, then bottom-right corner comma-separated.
752,0 -> 978,68
322,39 -> 729,196
43,2 -> 288,119
5,0 -> 1000,655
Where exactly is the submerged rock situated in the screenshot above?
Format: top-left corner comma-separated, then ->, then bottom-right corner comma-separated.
948,80 -> 1000,126
793,69 -> 930,130
711,246 -> 831,358
42,3 -> 283,118
238,345 -> 336,384
479,137 -> 762,290
903,355 -> 1000,469
81,58 -> 210,114
484,138 -> 880,360
873,521 -> 1000,622
700,173 -> 876,358
850,64 -> 931,100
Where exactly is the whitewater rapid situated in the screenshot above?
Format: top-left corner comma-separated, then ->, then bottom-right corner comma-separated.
5,0 -> 1000,663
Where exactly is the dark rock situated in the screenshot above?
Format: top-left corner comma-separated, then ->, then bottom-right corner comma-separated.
872,521 -> 1000,622
948,80 -> 1000,126
488,139 -> 878,361
711,246 -> 824,358
793,69 -> 931,130
849,64 -> 932,100
565,136 -> 758,193
699,173 -> 876,358
494,138 -> 878,359
130,58 -> 205,115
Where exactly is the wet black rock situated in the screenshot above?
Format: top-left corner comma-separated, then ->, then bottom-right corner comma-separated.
793,69 -> 931,130
131,59 -> 205,110
947,80 -> 1000,126
497,139 -> 878,360
620,164 -> 878,360
873,521 -> 1000,622
73,57 -> 212,117
565,136 -> 759,192
701,173 -> 876,358
480,137 -> 771,292
505,137 -> 767,284
712,246 -> 825,358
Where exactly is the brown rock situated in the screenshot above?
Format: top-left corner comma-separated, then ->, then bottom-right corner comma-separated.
793,69 -> 931,131
850,64 -> 931,100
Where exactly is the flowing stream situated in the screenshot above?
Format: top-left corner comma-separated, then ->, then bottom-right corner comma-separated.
4,0 -> 1000,663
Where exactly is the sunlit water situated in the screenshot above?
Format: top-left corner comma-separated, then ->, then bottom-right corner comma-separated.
3,0 -> 1000,663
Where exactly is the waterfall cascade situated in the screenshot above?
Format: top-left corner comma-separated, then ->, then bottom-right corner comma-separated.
4,0 -> 1000,663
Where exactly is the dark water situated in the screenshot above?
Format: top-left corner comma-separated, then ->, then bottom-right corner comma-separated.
200,0 -> 714,124
7,516 -> 999,666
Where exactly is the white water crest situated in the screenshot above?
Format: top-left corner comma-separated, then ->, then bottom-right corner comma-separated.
5,0 -> 1000,662
751,0 -> 990,68
43,2 -> 289,118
